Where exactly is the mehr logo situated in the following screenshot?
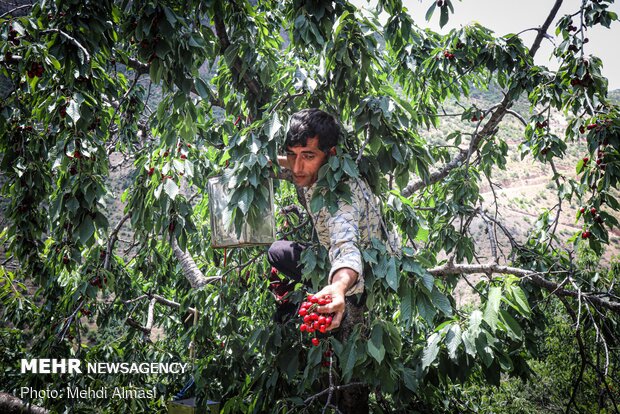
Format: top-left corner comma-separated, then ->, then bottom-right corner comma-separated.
21,359 -> 82,374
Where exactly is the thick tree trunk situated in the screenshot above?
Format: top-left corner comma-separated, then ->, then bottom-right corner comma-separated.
0,392 -> 49,414
336,299 -> 369,414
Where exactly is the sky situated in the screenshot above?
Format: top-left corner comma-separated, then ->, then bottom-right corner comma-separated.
351,0 -> 620,90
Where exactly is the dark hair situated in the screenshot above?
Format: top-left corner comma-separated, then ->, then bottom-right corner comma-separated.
285,108 -> 340,152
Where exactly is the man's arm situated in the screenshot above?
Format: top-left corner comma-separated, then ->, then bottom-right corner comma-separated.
312,184 -> 365,331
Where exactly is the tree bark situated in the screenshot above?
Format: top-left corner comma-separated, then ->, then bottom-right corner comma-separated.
0,392 -> 49,414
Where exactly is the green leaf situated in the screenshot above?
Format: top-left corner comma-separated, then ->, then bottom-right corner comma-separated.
499,309 -> 523,340
164,179 -> 179,200
576,157 -> 585,174
309,193 -> 324,213
301,248 -> 317,274
237,188 -> 253,215
386,256 -> 398,291
445,324 -> 462,360
77,216 -> 95,244
483,286 -> 501,331
462,310 -> 482,356
425,2 -> 437,21
342,157 -> 359,178
194,78 -> 211,100
400,288 -> 413,322
343,340 -> 358,379
439,4 -> 449,27
66,100 -> 80,123
66,197 -> 79,213
510,285 -> 531,316
268,112 -> 282,140
367,324 -> 385,364
475,335 -> 494,367
162,6 -> 177,25
402,367 -> 418,392
431,286 -> 452,316
421,332 -> 441,370
417,271 -> 434,293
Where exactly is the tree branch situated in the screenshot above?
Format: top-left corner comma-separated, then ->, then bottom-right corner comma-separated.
0,4 -> 33,19
145,298 -> 156,331
402,1 -> 564,198
41,29 -> 91,63
104,213 -> 131,271
303,382 -> 366,405
170,237 -> 220,288
428,262 -> 620,314
530,0 -> 564,57
212,13 -> 264,103
0,392 -> 48,414
126,317 -> 151,335
402,99 -> 505,197
125,57 -> 149,75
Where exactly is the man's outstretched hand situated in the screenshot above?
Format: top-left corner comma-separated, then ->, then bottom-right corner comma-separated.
314,267 -> 358,331
314,284 -> 346,331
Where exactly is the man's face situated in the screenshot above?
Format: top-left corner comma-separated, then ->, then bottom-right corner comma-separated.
286,136 -> 330,187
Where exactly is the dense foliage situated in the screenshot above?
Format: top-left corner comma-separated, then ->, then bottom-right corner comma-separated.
1,0 -> 620,412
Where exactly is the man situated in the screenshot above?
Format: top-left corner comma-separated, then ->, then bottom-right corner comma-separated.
268,108 -> 388,331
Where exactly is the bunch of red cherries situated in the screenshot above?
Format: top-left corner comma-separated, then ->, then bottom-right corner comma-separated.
298,294 -> 333,346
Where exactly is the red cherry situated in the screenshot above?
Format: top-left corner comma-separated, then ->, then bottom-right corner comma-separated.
319,325 -> 327,334
318,316 -> 327,325
318,299 -> 327,306
307,326 -> 315,333
148,167 -> 155,176
308,295 -> 318,303
299,309 -> 307,317
303,315 -> 312,324
581,231 -> 590,239
300,324 -> 307,332
580,207 -> 585,214
590,207 -> 597,215
587,123 -> 597,130
311,338 -> 320,346
313,321 -> 320,330
163,151 -> 169,157
180,154 -> 187,160
322,361 -> 331,367
582,157 -> 589,164
311,313 -> 319,321
579,125 -> 586,134
325,316 -> 333,325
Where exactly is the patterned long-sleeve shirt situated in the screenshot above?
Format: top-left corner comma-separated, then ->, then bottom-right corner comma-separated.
303,179 -> 395,295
